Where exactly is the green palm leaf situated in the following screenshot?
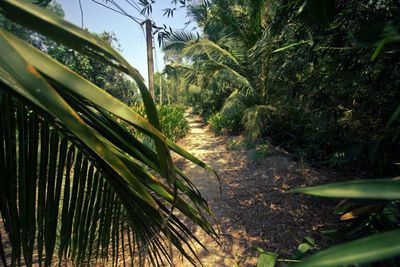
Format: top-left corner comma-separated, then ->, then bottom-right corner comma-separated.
242,105 -> 276,140
291,230 -> 400,267
183,38 -> 241,67
0,0 -> 218,266
291,177 -> 400,266
291,178 -> 400,199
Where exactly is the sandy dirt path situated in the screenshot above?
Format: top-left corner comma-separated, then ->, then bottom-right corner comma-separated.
172,114 -> 337,267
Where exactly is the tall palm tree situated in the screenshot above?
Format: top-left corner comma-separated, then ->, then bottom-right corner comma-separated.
0,0 -> 218,266
163,0 -> 275,139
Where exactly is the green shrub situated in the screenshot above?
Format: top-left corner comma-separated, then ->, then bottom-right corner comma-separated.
209,110 -> 242,135
133,104 -> 190,142
208,113 -> 224,134
226,138 -> 241,150
157,105 -> 190,141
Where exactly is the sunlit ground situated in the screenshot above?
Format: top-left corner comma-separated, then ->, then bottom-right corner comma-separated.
170,114 -> 337,266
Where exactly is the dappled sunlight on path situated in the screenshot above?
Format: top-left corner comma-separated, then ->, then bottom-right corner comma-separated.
172,113 -> 337,267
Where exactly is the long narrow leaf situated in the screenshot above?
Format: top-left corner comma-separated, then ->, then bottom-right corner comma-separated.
291,178 -> 400,199
291,230 -> 400,267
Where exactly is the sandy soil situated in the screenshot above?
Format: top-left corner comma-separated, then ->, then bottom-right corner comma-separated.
171,114 -> 338,267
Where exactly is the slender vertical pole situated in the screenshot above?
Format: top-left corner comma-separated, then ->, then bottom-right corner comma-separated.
159,74 -> 163,106
167,79 -> 171,105
145,19 -> 155,99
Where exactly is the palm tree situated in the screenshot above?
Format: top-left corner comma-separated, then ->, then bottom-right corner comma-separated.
0,0 -> 218,266
163,0 -> 277,140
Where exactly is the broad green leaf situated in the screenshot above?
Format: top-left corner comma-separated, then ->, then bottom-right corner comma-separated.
291,178 -> 400,199
353,21 -> 400,60
291,230 -> 400,267
293,237 -> 315,259
0,0 -> 173,183
0,31 -> 158,208
257,252 -> 277,267
2,30 -> 166,141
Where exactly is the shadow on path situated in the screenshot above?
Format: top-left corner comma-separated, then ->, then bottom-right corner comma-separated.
172,114 -> 337,267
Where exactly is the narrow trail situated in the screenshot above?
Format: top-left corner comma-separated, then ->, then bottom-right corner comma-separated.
173,114 -> 337,266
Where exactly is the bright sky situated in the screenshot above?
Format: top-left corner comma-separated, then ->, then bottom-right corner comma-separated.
56,0 -> 194,80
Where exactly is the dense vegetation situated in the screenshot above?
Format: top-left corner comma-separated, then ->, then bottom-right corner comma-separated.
1,0 -> 400,266
160,0 -> 400,266
163,0 -> 400,176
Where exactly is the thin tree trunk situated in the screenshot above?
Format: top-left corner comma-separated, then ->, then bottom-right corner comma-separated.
159,74 -> 163,106
145,19 -> 155,99
167,83 -> 171,106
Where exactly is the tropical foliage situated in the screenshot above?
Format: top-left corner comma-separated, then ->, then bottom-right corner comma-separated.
0,0 -> 217,266
163,0 -> 400,174
161,0 -> 400,266
157,105 -> 190,141
2,0 -> 400,266
134,104 -> 190,141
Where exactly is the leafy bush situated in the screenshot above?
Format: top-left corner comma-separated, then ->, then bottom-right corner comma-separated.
209,112 -> 238,134
208,113 -> 224,134
157,105 -> 190,141
134,104 -> 190,141
226,137 -> 255,150
289,178 -> 400,267
208,106 -> 243,135
226,137 -> 272,160
181,75 -> 231,119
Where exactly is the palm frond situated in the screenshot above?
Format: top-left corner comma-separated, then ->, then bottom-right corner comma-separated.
0,0 -> 218,266
183,38 -> 241,67
220,89 -> 246,116
202,59 -> 251,89
217,35 -> 247,63
242,104 -> 276,140
163,63 -> 199,85
186,3 -> 208,27
163,30 -> 198,52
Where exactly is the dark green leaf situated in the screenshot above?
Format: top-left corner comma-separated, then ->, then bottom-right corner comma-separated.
291,230 -> 400,267
291,178 -> 400,199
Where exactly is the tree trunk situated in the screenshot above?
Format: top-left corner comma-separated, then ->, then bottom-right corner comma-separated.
159,74 -> 163,106
145,19 -> 155,99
